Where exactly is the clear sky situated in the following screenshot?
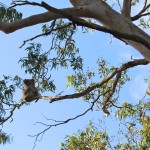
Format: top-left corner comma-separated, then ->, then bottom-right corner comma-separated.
0,0 -> 150,150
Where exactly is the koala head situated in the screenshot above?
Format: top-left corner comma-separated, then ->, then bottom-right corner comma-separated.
23,79 -> 35,87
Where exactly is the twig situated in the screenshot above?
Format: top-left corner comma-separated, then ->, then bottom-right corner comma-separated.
30,94 -> 101,149
10,1 -> 42,9
102,72 -> 122,116
20,22 -> 73,48
0,100 -> 25,125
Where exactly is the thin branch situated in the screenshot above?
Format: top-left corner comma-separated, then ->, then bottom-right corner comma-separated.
20,22 -> 73,48
102,72 -> 122,116
10,1 -> 42,8
116,0 -> 121,10
30,94 -> 101,148
132,12 -> 150,21
0,100 -> 25,125
0,106 -> 16,125
41,59 -> 149,103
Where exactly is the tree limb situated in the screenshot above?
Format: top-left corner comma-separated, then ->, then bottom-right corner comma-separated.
102,72 -> 122,116
0,0 -> 150,60
0,1 -> 87,33
41,2 -> 150,51
20,22 -> 73,48
0,101 -> 25,125
41,59 -> 149,103
132,1 -> 150,21
30,94 -> 101,148
121,0 -> 132,20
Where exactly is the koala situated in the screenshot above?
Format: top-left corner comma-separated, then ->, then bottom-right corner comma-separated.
22,79 -> 40,102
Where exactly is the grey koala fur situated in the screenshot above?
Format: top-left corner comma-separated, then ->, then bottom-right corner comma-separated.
22,79 -> 40,102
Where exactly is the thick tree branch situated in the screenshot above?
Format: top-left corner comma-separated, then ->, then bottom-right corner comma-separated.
41,59 -> 149,103
41,2 -> 150,51
0,0 -> 150,61
39,1 -> 150,61
0,11 -> 62,33
0,1 -> 89,33
121,0 -> 132,20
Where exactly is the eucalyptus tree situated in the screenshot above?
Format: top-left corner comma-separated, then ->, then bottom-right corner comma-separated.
0,0 -> 149,148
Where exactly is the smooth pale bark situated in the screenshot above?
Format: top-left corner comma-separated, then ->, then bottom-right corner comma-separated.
0,0 -> 149,61
121,0 -> 132,20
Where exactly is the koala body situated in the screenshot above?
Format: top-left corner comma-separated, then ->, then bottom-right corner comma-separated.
22,79 -> 40,102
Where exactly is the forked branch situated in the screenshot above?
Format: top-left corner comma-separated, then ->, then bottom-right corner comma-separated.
41,59 -> 149,103
132,0 -> 150,21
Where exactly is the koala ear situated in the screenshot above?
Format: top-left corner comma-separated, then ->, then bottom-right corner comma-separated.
31,79 -> 35,83
23,79 -> 27,83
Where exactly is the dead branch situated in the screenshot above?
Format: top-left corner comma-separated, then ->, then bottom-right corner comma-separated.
29,94 -> 101,149
10,1 -> 41,8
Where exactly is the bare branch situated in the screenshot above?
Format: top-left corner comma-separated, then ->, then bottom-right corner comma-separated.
0,106 -> 16,125
10,1 -> 42,8
20,22 -> 73,48
30,94 -> 101,148
0,101 -> 25,125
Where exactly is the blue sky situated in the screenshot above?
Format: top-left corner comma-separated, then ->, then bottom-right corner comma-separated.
0,0 -> 150,150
